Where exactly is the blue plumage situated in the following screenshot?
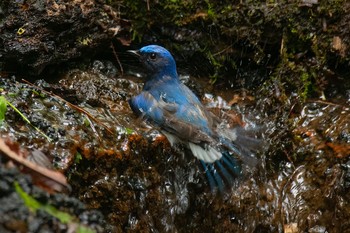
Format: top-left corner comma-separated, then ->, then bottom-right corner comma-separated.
128,45 -> 259,193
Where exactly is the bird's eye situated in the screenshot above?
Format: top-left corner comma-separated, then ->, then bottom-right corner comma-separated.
150,53 -> 157,60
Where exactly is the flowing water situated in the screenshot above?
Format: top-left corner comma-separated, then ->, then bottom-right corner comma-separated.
0,59 -> 349,232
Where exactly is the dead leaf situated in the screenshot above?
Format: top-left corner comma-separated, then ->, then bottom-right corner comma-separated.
0,138 -> 69,193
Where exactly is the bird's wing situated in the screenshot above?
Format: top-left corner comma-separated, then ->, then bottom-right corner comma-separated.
160,105 -> 214,144
129,89 -> 215,144
159,85 -> 218,144
129,91 -> 165,124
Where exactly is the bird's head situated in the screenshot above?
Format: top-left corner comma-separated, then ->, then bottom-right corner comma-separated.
128,45 -> 178,78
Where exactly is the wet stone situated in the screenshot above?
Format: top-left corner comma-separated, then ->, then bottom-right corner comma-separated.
0,60 -> 350,232
0,164 -> 105,232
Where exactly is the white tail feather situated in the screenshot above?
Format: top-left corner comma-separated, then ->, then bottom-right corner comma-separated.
162,131 -> 224,164
162,131 -> 180,147
189,143 -> 222,163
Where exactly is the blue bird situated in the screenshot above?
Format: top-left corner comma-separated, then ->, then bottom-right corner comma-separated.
128,45 -> 260,193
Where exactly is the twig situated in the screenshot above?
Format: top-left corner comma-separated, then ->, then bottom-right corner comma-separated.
111,42 -> 124,76
0,138 -> 68,192
146,0 -> 150,11
213,45 -> 233,56
6,100 -> 52,142
311,99 -> 347,108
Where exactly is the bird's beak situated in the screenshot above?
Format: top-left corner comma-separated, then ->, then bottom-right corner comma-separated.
127,49 -> 141,57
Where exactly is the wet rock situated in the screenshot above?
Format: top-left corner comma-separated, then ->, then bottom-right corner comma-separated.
0,0 -> 126,76
0,164 -> 105,232
1,52 -> 350,232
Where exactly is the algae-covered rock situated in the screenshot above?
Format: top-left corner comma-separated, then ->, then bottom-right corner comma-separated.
122,0 -> 350,99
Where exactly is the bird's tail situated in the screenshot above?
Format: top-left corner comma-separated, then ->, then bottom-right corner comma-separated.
220,125 -> 265,166
200,151 -> 241,193
201,126 -> 264,193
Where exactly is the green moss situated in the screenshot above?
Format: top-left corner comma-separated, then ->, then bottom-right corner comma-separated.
300,72 -> 312,101
75,152 -> 83,164
206,50 -> 223,83
117,0 -> 349,97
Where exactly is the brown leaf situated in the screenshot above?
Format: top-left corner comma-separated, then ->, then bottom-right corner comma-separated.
0,138 -> 69,193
